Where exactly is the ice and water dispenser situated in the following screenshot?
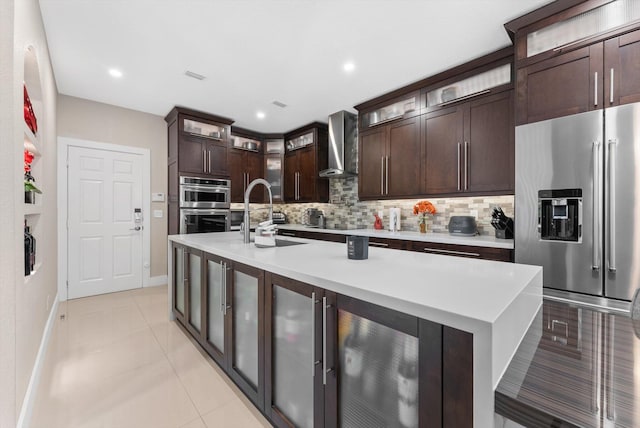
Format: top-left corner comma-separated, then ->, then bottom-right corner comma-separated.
538,189 -> 582,242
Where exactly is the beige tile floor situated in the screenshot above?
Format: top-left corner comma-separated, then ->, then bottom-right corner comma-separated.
30,285 -> 272,428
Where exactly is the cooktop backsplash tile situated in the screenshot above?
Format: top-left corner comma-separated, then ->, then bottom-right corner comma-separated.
231,176 -> 513,235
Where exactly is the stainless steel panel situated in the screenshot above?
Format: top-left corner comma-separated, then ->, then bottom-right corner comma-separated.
604,103 -> 640,300
515,110 -> 604,295
321,111 -> 358,177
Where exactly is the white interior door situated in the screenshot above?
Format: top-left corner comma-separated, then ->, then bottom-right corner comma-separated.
67,146 -> 143,299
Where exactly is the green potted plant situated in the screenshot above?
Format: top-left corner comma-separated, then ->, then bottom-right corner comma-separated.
24,150 -> 41,204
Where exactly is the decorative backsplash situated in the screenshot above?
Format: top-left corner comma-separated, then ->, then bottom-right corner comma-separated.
232,176 -> 514,235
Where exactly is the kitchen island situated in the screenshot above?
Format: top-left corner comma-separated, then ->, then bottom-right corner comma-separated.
168,232 -> 541,428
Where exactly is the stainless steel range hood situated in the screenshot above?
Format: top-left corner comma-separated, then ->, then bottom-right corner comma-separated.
319,110 -> 357,178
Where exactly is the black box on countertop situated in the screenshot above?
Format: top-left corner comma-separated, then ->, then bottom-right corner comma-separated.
347,236 -> 368,260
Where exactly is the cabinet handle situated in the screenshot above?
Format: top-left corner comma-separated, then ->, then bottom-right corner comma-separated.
385,156 -> 389,195
610,68 -> 614,105
607,139 -> 617,273
369,241 -> 389,247
464,141 -> 469,190
592,141 -> 601,272
311,292 -> 317,378
322,296 -> 328,385
220,261 -> 225,314
380,157 -> 385,195
208,150 -> 211,173
594,71 -> 598,107
297,172 -> 300,200
203,150 -> 207,172
457,143 -> 461,191
422,247 -> 480,257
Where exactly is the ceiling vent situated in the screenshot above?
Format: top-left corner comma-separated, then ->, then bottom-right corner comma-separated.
184,70 -> 206,80
272,100 -> 287,108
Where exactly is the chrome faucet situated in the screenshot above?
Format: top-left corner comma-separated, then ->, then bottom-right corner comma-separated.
243,178 -> 273,243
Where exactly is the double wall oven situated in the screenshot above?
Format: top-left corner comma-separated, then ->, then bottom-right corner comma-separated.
179,176 -> 231,234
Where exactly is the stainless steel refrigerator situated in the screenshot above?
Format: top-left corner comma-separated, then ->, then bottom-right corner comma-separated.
515,103 -> 640,301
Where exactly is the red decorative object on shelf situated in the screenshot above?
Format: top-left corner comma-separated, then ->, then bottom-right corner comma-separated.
24,84 -> 38,135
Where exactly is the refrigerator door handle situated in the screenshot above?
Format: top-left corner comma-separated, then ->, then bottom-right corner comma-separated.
593,141 -> 601,271
607,139 -> 617,273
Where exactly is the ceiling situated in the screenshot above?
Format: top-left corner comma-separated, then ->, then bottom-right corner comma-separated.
39,0 -> 552,133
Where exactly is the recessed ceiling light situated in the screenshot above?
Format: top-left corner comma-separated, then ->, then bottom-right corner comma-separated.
108,68 -> 123,78
256,111 -> 266,119
343,62 -> 355,73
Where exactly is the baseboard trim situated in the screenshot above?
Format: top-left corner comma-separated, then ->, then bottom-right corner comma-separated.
147,275 -> 168,287
17,293 -> 59,428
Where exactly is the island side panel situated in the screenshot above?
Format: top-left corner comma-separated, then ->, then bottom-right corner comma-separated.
419,319 -> 442,427
443,326 -> 473,428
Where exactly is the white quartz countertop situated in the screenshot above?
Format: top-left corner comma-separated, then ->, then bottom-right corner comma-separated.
276,224 -> 514,249
167,232 -> 541,426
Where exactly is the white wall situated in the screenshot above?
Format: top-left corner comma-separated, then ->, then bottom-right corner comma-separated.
0,0 -> 59,425
57,95 -> 168,278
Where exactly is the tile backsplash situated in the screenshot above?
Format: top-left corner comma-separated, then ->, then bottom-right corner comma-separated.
232,176 -> 513,235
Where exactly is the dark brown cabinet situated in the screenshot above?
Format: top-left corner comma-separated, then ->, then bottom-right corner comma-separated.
276,229 -> 513,262
515,45 -> 602,125
283,124 -> 329,203
516,28 -> 640,124
423,91 -> 514,196
172,242 -> 476,428
358,117 -> 422,200
423,107 -> 464,195
406,240 -> 513,262
604,29 -> 640,108
166,107 -> 233,234
166,108 -> 232,178
228,148 -> 264,203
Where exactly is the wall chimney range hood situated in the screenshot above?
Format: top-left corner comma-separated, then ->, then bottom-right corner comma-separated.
319,110 -> 358,178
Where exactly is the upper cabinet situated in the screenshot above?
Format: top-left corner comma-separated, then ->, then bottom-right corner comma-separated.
506,0 -> 640,124
359,117 -> 422,199
283,124 -> 329,203
229,128 -> 264,203
356,49 -> 514,200
165,107 -> 233,178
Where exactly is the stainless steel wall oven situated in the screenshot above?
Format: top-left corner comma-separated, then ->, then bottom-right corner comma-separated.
179,176 -> 230,233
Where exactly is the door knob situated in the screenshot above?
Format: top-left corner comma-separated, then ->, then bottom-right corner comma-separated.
130,226 -> 142,231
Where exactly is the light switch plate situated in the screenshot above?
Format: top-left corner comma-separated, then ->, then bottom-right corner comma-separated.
153,210 -> 163,218
152,192 -> 165,202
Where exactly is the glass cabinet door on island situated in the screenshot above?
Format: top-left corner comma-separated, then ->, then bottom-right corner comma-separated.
172,244 -> 186,323
338,308 -> 419,428
228,262 -> 265,411
202,253 -> 231,368
265,274 -> 327,428
187,250 -> 202,336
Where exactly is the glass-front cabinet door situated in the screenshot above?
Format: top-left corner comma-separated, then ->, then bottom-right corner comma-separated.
265,273 -> 327,428
334,295 -> 422,428
203,253 -> 231,368
228,261 -> 265,411
186,249 -> 203,337
171,243 -> 186,324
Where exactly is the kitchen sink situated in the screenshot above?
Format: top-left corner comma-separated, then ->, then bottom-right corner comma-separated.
274,239 -> 306,247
